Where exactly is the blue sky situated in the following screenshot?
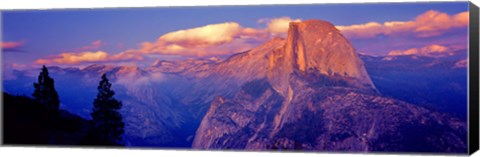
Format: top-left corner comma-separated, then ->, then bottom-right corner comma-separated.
1,2 -> 469,67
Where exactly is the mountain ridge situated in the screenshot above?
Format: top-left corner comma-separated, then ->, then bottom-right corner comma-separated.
2,19 -> 468,152
191,20 -> 467,152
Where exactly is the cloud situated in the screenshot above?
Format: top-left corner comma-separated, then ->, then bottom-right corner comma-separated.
35,39 -> 143,65
259,17 -> 302,35
127,22 -> 264,56
76,40 -> 103,51
159,22 -> 243,46
2,63 -> 35,80
1,41 -> 24,49
1,41 -> 25,52
116,72 -> 164,88
337,10 -> 469,39
387,44 -> 453,57
120,17 -> 300,57
35,51 -> 110,64
34,50 -> 141,65
34,17 -> 302,65
454,59 -> 467,68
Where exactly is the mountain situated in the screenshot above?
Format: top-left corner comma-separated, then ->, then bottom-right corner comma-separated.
169,20 -> 377,121
191,20 -> 375,96
192,20 -> 467,153
2,19 -> 468,153
360,53 -> 468,120
79,64 -> 196,147
148,58 -> 222,74
3,64 -> 198,147
192,79 -> 466,152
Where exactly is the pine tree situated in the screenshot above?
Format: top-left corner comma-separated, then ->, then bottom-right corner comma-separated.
90,74 -> 125,146
32,65 -> 60,112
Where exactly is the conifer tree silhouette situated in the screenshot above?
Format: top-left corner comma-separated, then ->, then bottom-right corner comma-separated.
90,74 -> 125,146
33,65 -> 60,112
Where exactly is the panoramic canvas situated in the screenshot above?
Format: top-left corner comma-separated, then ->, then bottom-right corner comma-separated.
1,2 -> 472,154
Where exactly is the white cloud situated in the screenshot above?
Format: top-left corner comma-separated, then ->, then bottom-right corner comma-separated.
387,44 -> 453,57
336,10 -> 469,39
259,17 -> 302,35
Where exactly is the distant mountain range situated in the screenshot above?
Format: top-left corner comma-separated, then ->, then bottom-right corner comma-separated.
2,20 -> 468,153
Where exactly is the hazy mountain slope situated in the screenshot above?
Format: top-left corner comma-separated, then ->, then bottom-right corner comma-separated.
3,64 -> 197,147
360,54 -> 468,120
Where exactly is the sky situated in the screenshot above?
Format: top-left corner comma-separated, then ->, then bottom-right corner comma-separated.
1,2 -> 470,68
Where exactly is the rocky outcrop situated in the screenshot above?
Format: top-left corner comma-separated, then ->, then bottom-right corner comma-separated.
267,20 -> 375,95
192,76 -> 467,153
187,20 -> 375,98
192,20 -> 467,153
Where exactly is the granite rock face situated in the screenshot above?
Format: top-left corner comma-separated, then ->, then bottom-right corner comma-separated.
193,75 -> 467,152
192,20 -> 467,153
